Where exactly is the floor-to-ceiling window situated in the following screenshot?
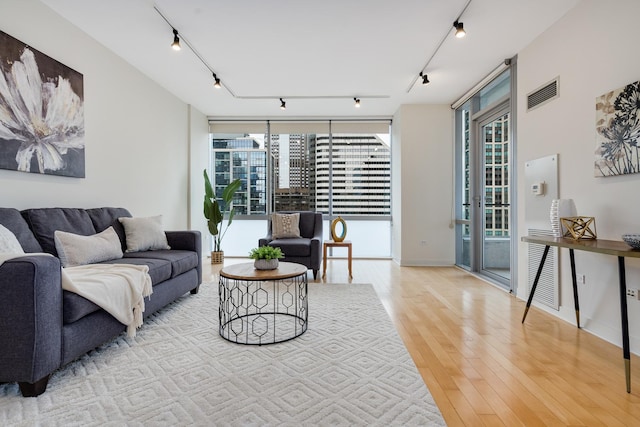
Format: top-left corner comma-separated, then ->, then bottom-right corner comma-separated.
208,120 -> 392,258
455,63 -> 516,291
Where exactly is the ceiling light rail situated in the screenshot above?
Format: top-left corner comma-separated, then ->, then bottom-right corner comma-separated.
154,5 -> 389,109
154,5 -> 235,96
406,0 -> 473,93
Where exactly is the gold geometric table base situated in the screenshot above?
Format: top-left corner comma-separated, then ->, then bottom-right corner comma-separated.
560,216 -> 597,240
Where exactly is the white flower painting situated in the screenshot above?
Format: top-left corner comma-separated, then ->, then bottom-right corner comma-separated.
0,30 -> 84,178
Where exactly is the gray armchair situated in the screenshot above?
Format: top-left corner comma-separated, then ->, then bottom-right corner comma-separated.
259,211 -> 323,279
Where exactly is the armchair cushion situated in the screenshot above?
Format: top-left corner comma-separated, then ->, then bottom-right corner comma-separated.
269,238 -> 311,257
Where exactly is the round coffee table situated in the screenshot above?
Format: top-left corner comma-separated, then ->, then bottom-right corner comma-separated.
218,262 -> 308,345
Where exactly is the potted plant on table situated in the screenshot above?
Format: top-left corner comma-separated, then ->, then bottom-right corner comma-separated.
249,246 -> 284,270
204,169 -> 241,264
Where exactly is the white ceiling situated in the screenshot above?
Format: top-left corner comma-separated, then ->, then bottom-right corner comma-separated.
40,0 -> 579,118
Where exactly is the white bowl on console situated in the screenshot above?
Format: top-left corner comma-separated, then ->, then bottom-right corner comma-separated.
622,234 -> 640,249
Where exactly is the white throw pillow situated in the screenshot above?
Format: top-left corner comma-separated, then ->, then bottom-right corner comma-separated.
271,213 -> 301,239
0,224 -> 25,254
54,226 -> 124,267
118,215 -> 171,252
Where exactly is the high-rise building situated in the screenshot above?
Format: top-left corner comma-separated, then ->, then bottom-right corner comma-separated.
211,132 -> 391,216
311,134 -> 390,215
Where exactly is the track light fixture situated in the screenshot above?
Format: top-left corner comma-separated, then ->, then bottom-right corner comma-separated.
406,0 -> 472,93
212,72 -> 221,89
280,98 -> 286,110
354,98 -> 361,108
171,28 -> 181,50
453,21 -> 466,38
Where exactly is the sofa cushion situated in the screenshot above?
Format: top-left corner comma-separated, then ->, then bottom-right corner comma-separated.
22,208 -> 96,256
269,238 -> 311,257
0,208 -> 43,252
86,207 -> 131,252
99,257 -> 172,285
55,227 -> 124,267
63,291 -> 101,324
124,250 -> 198,278
119,215 -> 171,252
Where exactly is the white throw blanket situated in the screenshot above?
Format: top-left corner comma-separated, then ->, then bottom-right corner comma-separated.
0,253 -> 152,338
62,264 -> 152,338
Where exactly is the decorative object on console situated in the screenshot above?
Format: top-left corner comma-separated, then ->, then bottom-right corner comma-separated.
622,234 -> 640,249
595,80 -> 640,177
203,169 -> 241,264
249,246 -> 284,270
0,30 -> 85,178
549,199 -> 577,237
330,216 -> 347,242
560,216 -> 597,240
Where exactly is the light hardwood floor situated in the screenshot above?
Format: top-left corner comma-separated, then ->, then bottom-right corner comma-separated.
206,258 -> 640,426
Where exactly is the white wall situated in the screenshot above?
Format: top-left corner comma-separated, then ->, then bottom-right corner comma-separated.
188,106 -> 209,253
0,0 -> 205,230
517,0 -> 640,352
392,104 -> 455,266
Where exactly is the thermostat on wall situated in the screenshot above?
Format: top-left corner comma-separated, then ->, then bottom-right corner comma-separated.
531,181 -> 545,196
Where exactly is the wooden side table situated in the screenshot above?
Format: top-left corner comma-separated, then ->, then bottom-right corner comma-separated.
322,240 -> 352,279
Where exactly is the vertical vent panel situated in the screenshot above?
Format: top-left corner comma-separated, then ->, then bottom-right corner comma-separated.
527,78 -> 559,111
527,228 -> 559,310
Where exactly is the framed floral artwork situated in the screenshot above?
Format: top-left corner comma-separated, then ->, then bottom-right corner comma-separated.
0,30 -> 85,178
595,80 -> 640,177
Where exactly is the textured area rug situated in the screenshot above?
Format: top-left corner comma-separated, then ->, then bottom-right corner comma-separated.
0,282 -> 445,426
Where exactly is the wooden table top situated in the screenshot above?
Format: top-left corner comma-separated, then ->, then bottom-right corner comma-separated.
521,235 -> 640,258
219,262 -> 307,280
324,240 -> 352,246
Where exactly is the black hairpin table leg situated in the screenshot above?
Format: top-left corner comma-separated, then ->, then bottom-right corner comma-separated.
522,245 -> 550,324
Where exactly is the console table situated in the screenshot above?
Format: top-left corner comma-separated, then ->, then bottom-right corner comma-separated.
521,235 -> 640,393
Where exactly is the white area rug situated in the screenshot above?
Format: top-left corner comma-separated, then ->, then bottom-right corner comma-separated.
0,282 -> 445,426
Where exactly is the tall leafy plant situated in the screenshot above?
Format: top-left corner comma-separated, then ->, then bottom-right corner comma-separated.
203,169 -> 241,252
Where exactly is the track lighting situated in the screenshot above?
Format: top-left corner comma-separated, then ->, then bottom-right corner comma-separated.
212,72 -> 221,89
453,21 -> 466,38
171,28 -> 181,50
280,98 -> 286,110
420,72 -> 430,85
354,98 -> 361,108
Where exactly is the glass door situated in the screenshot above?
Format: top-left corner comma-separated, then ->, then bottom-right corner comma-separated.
479,112 -> 510,285
455,66 -> 514,291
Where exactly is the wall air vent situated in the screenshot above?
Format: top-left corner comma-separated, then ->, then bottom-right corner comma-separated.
527,77 -> 559,111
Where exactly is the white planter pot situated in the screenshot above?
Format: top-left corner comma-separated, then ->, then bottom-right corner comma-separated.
254,259 -> 279,270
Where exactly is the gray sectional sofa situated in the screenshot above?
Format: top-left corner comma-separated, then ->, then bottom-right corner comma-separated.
0,207 -> 202,397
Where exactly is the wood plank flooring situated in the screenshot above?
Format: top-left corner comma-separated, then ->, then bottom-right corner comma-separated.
206,258 -> 640,426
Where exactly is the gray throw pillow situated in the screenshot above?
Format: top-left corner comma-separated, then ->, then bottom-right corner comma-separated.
54,226 -> 123,267
118,215 -> 171,252
0,224 -> 25,253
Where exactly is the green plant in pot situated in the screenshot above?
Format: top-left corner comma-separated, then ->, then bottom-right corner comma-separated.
203,169 -> 241,264
249,246 -> 284,270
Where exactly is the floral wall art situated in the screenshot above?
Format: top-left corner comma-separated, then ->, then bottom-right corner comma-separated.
595,80 -> 640,177
0,30 -> 84,178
